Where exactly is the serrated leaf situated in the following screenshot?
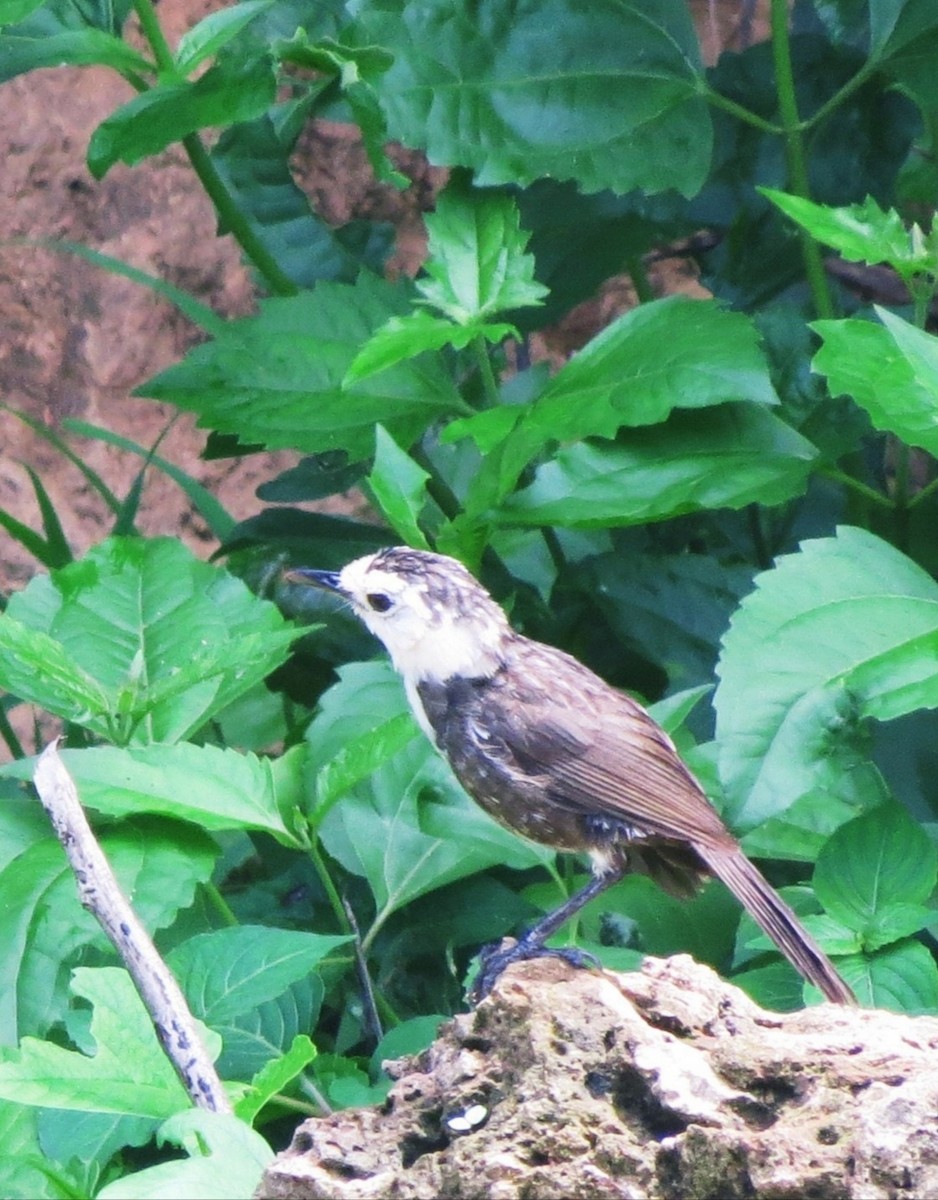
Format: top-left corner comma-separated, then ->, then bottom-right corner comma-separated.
0,743 -> 302,845
498,404 -> 816,528
0,819 -> 217,1041
312,711 -> 420,820
814,805 -> 938,939
0,968 -> 193,1117
417,183 -> 547,321
0,616 -> 113,732
0,31 -> 152,81
715,527 -> 938,832
345,311 -> 513,385
97,1109 -> 273,1200
365,426 -> 431,549
2,536 -> 294,745
87,54 -> 277,178
139,276 -> 464,459
350,0 -> 711,196
812,308 -> 938,455
762,190 -> 923,280
174,0 -> 273,75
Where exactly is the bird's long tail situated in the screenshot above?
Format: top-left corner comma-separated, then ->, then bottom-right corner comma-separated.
699,844 -> 856,1005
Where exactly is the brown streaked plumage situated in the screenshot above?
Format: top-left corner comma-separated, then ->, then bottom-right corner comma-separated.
287,547 -> 856,1006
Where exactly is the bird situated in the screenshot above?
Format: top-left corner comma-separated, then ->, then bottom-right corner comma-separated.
287,546 -> 856,1006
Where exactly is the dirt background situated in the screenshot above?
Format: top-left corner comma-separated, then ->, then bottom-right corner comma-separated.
0,1 -> 767,596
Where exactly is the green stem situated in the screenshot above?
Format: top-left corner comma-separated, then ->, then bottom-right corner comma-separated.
181,135 -> 299,296
308,841 -> 353,936
798,61 -> 878,132
201,881 -> 239,927
769,0 -> 834,320
131,0 -> 298,297
907,472 -> 938,510
820,467 -> 894,509
471,335 -> 501,408
702,85 -> 782,135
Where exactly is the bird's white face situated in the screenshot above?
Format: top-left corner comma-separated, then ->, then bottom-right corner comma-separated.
336,549 -> 510,684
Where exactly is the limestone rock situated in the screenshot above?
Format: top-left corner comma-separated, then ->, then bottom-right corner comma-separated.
257,955 -> 938,1199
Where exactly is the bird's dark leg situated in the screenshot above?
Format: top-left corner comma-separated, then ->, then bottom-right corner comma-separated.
469,865 -> 626,1003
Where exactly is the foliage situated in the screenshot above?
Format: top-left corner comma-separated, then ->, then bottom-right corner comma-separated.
3,0 -> 938,1193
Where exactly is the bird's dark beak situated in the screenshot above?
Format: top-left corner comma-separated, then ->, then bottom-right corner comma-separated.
283,567 -> 345,594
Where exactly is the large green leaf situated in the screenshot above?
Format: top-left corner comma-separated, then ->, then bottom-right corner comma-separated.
715,527 -> 938,833
139,276 -> 464,459
96,1110 -> 272,1200
87,54 -> 278,177
0,818 -> 217,1043
0,538 -> 295,745
349,0 -> 711,196
450,298 -> 781,511
0,30 -> 151,81
813,307 -> 938,455
498,404 -> 816,528
0,743 -> 303,846
814,805 -> 938,947
0,968 -> 194,1118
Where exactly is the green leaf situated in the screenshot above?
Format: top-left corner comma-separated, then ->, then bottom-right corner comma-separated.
0,31 -> 151,81
365,426 -> 431,549
761,190 -> 928,283
2,536 -> 294,744
0,743 -> 302,846
370,1015 -> 445,1075
418,183 -> 547,321
87,54 -> 277,178
0,0 -> 46,25
351,0 -> 711,196
210,101 -> 392,290
0,1100 -> 60,1200
174,0 -> 273,75
345,310 -> 513,384
96,1109 -> 273,1200
814,805 -> 938,942
235,1034 -> 317,1125
498,404 -> 816,528
139,276 -> 464,459
0,617 -> 113,731
843,939 -> 938,1014
310,662 -> 550,919
812,308 -> 938,455
715,527 -> 938,832
312,712 -> 420,822
169,927 -> 349,1025
0,968 -> 193,1117
0,818 -> 217,1042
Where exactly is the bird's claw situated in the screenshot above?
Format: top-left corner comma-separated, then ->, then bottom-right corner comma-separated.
468,937 -> 601,1004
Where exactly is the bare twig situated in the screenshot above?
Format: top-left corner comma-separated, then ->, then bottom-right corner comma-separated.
33,740 -> 232,1114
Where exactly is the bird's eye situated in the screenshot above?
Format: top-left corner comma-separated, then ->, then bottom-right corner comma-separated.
366,592 -> 393,613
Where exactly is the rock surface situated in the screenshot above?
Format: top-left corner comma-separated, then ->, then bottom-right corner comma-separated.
257,955 -> 938,1200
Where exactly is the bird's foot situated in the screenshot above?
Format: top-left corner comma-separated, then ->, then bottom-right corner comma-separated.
468,937 -> 601,1004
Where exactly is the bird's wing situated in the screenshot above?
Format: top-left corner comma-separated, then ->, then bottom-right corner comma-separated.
498,641 -> 734,849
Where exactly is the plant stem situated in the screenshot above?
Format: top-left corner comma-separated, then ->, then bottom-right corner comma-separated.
130,0 -> 298,297
820,467 -> 893,509
769,0 -> 834,320
702,86 -> 782,135
308,840 -> 353,936
472,334 -> 501,408
201,881 -> 239,927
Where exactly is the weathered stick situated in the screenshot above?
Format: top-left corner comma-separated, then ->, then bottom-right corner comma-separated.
33,740 -> 232,1114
